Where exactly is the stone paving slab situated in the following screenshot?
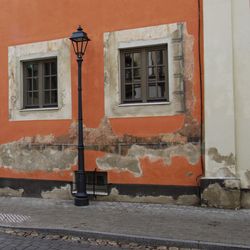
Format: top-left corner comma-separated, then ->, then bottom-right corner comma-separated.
0,197 -> 249,249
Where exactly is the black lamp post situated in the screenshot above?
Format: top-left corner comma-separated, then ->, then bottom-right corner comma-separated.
70,26 -> 90,206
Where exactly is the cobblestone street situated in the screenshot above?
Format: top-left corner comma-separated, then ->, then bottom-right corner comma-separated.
0,229 -> 198,250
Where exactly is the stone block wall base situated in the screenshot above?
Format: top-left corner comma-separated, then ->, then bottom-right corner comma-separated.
241,189 -> 250,208
200,178 -> 241,209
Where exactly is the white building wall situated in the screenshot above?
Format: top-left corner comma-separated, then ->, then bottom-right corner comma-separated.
203,0 -> 250,189
203,0 -> 237,178
232,0 -> 250,189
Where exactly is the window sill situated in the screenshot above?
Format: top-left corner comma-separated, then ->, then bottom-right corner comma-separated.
118,101 -> 171,107
19,107 -> 59,112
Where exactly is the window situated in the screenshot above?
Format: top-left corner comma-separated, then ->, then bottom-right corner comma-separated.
9,38 -> 72,121
120,45 -> 169,104
104,23 -> 185,118
86,171 -> 108,195
23,58 -> 58,109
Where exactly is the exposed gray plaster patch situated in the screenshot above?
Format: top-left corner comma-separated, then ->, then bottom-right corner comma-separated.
97,187 -> 176,204
224,179 -> 241,189
208,148 -> 235,165
207,148 -> 236,177
96,154 -> 141,176
0,187 -> 24,197
127,143 -> 200,165
176,195 -> 199,206
216,167 -> 236,178
97,187 -> 198,205
245,171 -> 250,187
96,143 -> 200,176
0,137 -> 77,171
41,185 -> 73,200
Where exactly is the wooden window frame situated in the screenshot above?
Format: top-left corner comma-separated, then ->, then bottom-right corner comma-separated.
120,45 -> 169,104
23,58 -> 58,109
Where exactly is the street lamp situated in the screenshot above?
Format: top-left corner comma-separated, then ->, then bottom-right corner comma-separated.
70,26 -> 90,206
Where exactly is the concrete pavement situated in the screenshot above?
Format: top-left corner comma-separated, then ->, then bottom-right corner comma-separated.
0,197 -> 249,249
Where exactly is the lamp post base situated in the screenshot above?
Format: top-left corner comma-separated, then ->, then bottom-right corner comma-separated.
74,170 -> 89,206
74,195 -> 89,206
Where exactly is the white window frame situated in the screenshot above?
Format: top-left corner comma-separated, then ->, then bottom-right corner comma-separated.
8,38 -> 72,121
104,23 -> 185,118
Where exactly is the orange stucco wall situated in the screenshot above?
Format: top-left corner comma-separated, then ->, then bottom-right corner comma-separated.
0,0 -> 202,186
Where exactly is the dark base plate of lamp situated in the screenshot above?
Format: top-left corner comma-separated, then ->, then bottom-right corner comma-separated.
74,196 -> 89,206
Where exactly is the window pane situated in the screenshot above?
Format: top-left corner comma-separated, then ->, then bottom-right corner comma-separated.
148,51 -> 156,66
148,67 -> 156,80
148,83 -> 157,98
33,78 -> 38,91
45,63 -> 50,75
96,175 -> 105,185
51,76 -> 57,89
125,85 -> 133,99
158,66 -> 165,81
26,64 -> 33,77
133,68 -> 140,80
158,83 -> 165,98
33,64 -> 38,76
27,79 -> 32,91
125,69 -> 132,83
133,53 -> 140,67
44,77 -> 50,89
134,84 -> 141,99
44,91 -> 50,104
125,53 -> 132,67
51,61 -> 57,74
27,92 -> 32,105
33,92 -> 39,105
121,46 -> 168,104
51,90 -> 57,103
156,50 -> 164,65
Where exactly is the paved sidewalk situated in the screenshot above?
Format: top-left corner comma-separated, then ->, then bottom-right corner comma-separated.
0,197 -> 249,249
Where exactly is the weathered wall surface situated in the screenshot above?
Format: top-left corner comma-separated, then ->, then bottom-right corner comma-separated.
0,0 -> 202,203
203,0 -> 236,179
232,0 -> 250,190
203,0 -> 250,208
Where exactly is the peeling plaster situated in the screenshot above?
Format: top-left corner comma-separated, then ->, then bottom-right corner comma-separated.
0,137 -> 77,171
0,187 -> 24,197
41,185 -> 73,200
97,187 -> 199,205
245,171 -> 250,187
96,143 -> 200,176
0,116 -> 201,181
208,148 -> 236,165
206,148 -> 236,177
96,154 -> 141,176
224,179 -> 241,189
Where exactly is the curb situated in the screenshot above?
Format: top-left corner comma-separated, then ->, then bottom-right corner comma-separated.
0,225 -> 249,250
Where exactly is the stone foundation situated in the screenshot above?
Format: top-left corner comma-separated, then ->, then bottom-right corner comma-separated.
200,178 -> 241,209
